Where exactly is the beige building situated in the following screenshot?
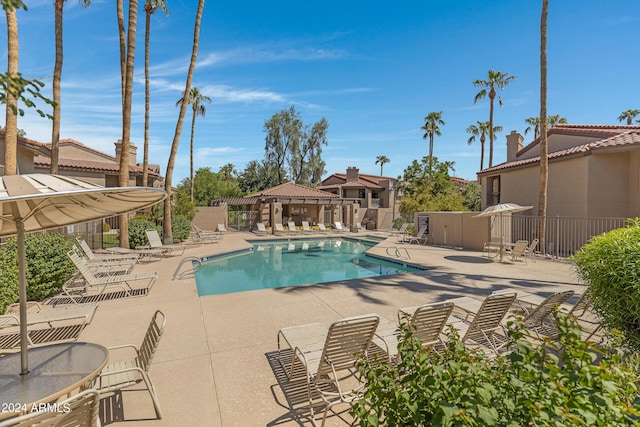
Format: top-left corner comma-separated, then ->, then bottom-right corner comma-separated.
478,124 -> 640,218
0,132 -> 50,175
320,167 -> 399,230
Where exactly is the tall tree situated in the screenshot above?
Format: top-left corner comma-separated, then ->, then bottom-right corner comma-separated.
264,105 -> 301,184
164,0 -> 205,244
524,116 -> 541,140
538,0 -> 549,254
420,111 -> 444,174
51,0 -> 90,175
116,0 -> 139,248
466,121 -> 502,171
525,114 -> 567,140
375,155 -> 390,176
473,70 -> 517,167
3,4 -> 18,175
618,109 -> 640,125
176,87 -> 211,202
142,0 -> 168,186
291,117 -> 328,186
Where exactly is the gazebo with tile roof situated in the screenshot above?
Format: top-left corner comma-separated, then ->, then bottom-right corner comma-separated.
212,181 -> 360,233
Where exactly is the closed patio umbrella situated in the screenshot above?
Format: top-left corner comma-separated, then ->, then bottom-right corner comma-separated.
0,174 -> 166,374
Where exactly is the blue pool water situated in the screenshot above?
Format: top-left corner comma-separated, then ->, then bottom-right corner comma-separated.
195,239 -> 424,296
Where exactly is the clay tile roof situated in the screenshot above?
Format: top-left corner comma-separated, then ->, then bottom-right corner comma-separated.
246,182 -> 340,198
33,155 -> 160,177
480,128 -> 640,175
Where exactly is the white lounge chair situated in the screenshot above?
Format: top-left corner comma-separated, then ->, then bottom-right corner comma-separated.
274,223 -> 286,235
66,250 -> 157,300
144,229 -> 186,256
525,238 -> 539,262
287,221 -> 300,235
400,225 -> 428,245
217,223 -> 228,233
254,222 -> 268,235
397,301 -> 455,354
505,240 -> 529,264
317,223 -> 329,233
334,221 -> 346,233
76,236 -> 140,264
94,310 -> 166,419
277,314 -> 380,426
301,221 -> 313,234
191,224 -> 221,243
388,223 -> 408,238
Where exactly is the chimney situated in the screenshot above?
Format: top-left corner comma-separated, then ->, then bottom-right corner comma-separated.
114,140 -> 138,167
506,131 -> 524,162
346,166 -> 359,182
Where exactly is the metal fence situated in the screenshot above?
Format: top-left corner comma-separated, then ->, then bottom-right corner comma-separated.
502,215 -> 629,258
227,210 -> 259,232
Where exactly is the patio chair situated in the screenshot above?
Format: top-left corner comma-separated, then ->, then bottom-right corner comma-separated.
101,245 -> 165,260
301,221 -> 313,233
217,223 -> 227,233
277,314 -> 380,426
274,223 -> 286,235
400,225 -> 428,245
4,301 -> 98,329
191,224 -> 221,243
144,229 -> 186,256
317,223 -> 329,233
388,223 -> 408,238
0,389 -> 101,427
76,236 -> 140,264
66,250 -> 157,299
287,221 -> 300,235
93,310 -> 166,419
448,292 -> 517,357
397,301 -> 455,353
72,247 -> 135,275
505,240 -> 529,264
519,290 -> 575,337
482,240 -> 501,258
334,221 -> 346,233
524,238 -> 539,262
254,222 -> 269,235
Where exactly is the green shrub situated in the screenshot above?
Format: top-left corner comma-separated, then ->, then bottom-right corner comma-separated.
171,215 -> 191,242
102,222 -> 111,232
352,313 -> 640,426
0,233 -> 76,313
573,218 -> 640,351
128,217 -> 161,249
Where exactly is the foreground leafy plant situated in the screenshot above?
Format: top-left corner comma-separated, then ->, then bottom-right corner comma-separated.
352,313 -> 640,426
573,218 -> 640,351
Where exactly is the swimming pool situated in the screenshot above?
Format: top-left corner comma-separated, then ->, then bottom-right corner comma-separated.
194,239 -> 424,296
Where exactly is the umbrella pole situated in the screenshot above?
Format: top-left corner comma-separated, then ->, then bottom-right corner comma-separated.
17,221 -> 29,375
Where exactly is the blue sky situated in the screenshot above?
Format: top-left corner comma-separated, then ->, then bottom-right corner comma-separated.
4,0 -> 640,184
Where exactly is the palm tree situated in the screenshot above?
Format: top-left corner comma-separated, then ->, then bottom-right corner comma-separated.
473,70 -> 517,167
143,0 -> 168,186
375,155 -> 390,176
51,1 -> 91,175
164,0 -> 205,244
117,0 -> 139,248
525,115 -> 567,140
524,117 -> 541,140
466,121 -> 502,171
538,0 -> 549,254
3,5 -> 18,175
176,87 -> 211,202
421,111 -> 444,174
618,109 -> 640,125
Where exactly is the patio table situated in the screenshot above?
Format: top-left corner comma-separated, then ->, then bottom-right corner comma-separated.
0,342 -> 108,420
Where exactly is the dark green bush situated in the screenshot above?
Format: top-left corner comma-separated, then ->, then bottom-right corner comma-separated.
0,233 -> 76,313
128,217 -> 161,249
352,313 -> 640,426
171,215 -> 191,242
573,218 -> 640,351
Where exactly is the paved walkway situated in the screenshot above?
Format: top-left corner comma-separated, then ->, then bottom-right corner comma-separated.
79,231 -> 584,426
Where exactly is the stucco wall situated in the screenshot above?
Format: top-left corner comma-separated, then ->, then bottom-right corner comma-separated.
629,151 -> 640,217
415,212 -> 489,251
587,152 -> 629,217
193,206 -> 228,232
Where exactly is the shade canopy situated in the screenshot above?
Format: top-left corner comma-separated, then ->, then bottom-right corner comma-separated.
474,202 -> 533,218
0,174 -> 166,375
0,174 -> 166,237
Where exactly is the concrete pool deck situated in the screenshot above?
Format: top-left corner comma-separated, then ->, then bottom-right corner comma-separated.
78,231 -> 585,426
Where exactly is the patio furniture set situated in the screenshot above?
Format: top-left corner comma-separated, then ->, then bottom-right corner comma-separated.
276,288 -> 598,426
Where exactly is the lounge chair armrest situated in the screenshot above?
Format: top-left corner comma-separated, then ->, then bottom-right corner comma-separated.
107,343 -> 139,357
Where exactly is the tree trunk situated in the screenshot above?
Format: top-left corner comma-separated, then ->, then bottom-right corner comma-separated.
119,0 -> 139,249
4,8 -> 18,176
480,134 -> 485,171
189,106 -> 196,202
143,8 -> 151,187
51,0 -> 64,175
538,0 -> 549,254
164,0 -> 205,244
488,90 -> 495,168
116,0 -> 126,102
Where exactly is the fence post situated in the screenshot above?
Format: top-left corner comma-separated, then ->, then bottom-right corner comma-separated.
555,216 -> 560,259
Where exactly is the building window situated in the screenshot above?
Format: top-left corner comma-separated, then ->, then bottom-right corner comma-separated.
488,176 -> 500,205
372,192 -> 379,199
359,190 -> 365,199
